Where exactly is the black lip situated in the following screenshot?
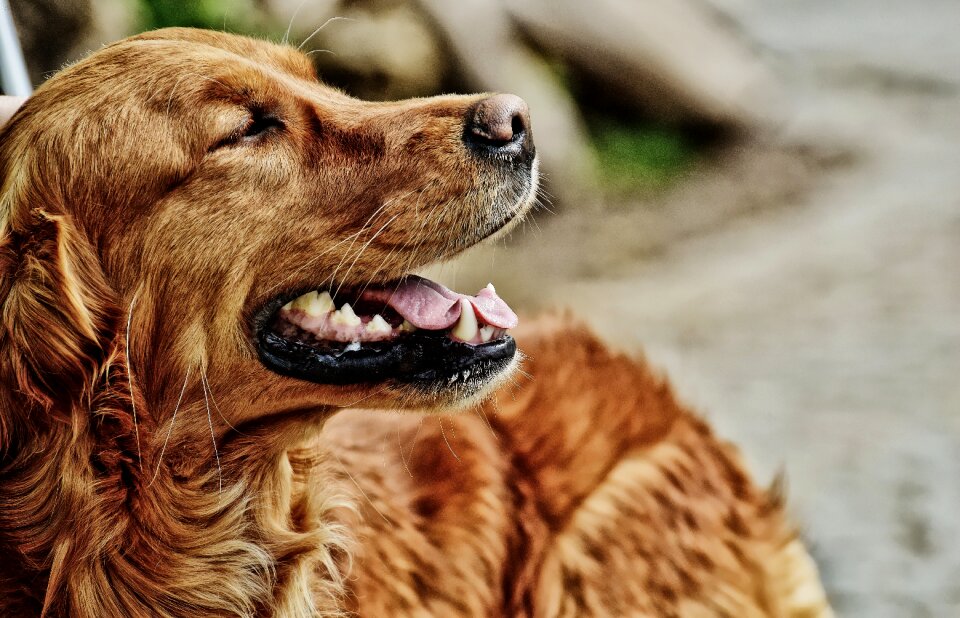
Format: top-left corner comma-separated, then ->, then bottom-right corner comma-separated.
257,328 -> 516,386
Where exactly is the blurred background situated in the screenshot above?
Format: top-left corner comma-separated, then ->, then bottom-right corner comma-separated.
6,0 -> 959,615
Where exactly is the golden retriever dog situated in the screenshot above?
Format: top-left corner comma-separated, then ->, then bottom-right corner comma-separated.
0,28 -> 832,617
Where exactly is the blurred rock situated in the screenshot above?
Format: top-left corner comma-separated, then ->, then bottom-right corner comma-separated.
10,0 -> 138,87
10,0 -> 91,84
74,0 -> 139,58
417,0 -> 596,202
269,0 -> 448,101
505,0 -> 781,130
314,3 -> 447,101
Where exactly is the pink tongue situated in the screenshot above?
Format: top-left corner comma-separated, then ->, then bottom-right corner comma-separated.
359,275 -> 518,330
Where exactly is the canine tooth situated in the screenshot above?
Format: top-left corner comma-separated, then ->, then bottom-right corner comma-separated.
281,300 -> 293,312
331,303 -> 361,327
479,325 -> 495,342
486,283 -> 496,294
314,291 -> 335,313
366,314 -> 391,335
452,298 -> 478,341
400,320 -> 417,333
291,291 -> 317,312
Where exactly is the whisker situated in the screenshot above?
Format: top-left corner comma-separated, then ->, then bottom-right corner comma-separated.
395,187 -> 448,278
330,448 -> 389,523
355,245 -> 399,301
285,190 -> 418,296
125,289 -> 142,471
298,17 -> 354,51
200,370 -> 246,436
344,181 -> 438,297
333,211 -> 402,298
265,227 -> 369,297
398,415 -> 425,479
282,0 -> 310,45
325,195 -> 406,292
201,370 -> 223,495
338,383 -> 390,408
265,184 -> 418,299
148,368 -> 192,487
473,405 -> 499,441
437,415 -> 460,462
397,425 -> 413,478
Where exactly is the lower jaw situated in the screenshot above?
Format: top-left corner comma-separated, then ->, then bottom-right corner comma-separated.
256,328 -> 517,389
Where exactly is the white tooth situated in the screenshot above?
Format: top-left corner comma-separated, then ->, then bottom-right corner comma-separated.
400,319 -> 417,333
366,314 -> 391,335
281,300 -> 293,312
486,283 -> 496,294
479,325 -> 495,342
301,290 -> 335,317
314,291 -> 335,314
331,302 -> 362,327
291,291 -> 317,312
452,298 -> 478,341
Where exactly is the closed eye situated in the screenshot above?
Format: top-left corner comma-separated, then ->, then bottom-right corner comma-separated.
211,108 -> 284,150
242,109 -> 284,139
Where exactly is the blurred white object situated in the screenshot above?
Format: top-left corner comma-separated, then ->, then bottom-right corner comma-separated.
0,0 -> 32,95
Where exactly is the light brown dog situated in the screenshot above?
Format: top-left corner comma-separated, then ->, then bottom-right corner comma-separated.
0,28 -> 831,617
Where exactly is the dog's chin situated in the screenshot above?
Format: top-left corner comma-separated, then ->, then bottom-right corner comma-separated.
390,349 -> 521,411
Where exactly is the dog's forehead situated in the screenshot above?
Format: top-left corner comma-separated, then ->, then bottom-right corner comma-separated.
53,34 -> 341,123
124,28 -> 317,81
112,44 -> 314,96
49,34 -> 322,116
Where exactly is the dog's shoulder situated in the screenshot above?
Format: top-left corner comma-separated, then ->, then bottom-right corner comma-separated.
490,313 -> 833,616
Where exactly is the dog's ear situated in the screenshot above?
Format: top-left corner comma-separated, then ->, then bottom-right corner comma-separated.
0,206 -> 121,414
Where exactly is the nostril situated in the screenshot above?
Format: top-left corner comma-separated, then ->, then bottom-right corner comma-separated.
465,94 -> 532,156
510,114 -> 525,140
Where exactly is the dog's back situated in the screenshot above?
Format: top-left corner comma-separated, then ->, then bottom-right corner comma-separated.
325,316 -> 832,616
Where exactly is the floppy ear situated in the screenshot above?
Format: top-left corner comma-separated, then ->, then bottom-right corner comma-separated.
0,207 -> 122,413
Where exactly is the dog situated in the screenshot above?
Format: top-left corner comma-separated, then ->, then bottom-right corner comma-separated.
0,28 -> 832,617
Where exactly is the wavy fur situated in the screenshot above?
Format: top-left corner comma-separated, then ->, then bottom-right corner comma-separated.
0,28 -> 831,617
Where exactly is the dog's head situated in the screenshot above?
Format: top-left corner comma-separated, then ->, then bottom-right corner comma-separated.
0,28 -> 536,438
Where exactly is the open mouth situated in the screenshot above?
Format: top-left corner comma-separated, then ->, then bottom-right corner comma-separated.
256,275 -> 518,388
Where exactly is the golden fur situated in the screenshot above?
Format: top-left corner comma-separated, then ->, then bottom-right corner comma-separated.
0,29 -> 831,616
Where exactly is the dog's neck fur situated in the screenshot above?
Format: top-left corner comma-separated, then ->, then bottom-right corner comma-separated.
0,340 -> 352,617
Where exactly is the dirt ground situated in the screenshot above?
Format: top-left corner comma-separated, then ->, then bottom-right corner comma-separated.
432,2 -> 960,616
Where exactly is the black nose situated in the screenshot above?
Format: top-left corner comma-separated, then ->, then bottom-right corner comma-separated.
464,94 -> 534,160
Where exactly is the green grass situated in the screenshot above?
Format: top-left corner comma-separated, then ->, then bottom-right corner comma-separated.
136,0 -> 276,36
588,117 -> 696,194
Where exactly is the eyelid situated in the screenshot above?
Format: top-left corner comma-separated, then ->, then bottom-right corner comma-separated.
210,109 -> 284,151
244,108 -> 284,134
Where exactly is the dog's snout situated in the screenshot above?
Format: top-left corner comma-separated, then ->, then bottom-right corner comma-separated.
464,94 -> 533,160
